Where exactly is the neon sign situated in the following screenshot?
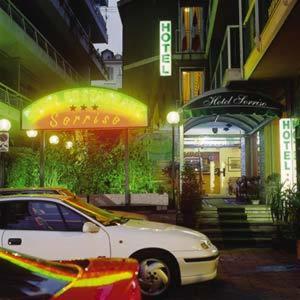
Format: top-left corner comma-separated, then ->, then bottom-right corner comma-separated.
279,118 -> 297,189
160,21 -> 172,76
22,87 -> 148,130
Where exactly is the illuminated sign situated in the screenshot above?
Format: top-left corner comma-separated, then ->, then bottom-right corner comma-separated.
22,88 -> 148,130
279,118 -> 297,189
160,21 -> 172,76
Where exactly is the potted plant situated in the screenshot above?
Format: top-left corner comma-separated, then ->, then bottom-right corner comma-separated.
247,176 -> 261,205
249,195 -> 260,205
180,163 -> 202,228
288,192 -> 300,259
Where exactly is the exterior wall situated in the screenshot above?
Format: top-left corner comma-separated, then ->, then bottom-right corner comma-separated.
119,0 -> 207,127
219,147 -> 241,195
0,0 -> 107,101
263,119 -> 280,179
119,0 -> 179,126
92,60 -> 122,89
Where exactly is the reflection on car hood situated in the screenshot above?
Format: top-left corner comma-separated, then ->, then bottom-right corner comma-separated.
123,219 -> 208,239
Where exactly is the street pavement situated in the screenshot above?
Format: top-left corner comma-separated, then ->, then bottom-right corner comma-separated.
164,248 -> 300,300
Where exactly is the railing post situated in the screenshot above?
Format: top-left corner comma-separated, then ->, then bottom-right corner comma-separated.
219,54 -> 223,86
45,39 -> 49,55
227,26 -> 232,69
22,15 -> 26,31
255,0 -> 260,40
7,0 -> 12,18
238,0 -> 244,78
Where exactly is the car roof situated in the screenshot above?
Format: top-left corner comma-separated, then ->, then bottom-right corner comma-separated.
0,193 -> 70,202
0,187 -> 64,192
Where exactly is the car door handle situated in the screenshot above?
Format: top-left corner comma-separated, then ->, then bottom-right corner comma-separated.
8,238 -> 22,245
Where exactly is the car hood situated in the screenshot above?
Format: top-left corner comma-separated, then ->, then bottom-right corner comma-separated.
122,219 -> 208,240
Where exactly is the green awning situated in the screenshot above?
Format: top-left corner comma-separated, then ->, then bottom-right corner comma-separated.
182,88 -> 282,134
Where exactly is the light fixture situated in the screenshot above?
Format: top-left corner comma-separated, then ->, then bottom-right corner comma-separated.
0,119 -> 11,131
184,7 -> 189,13
212,128 -> 218,134
166,111 -> 180,125
26,130 -> 38,138
49,135 -> 59,145
65,141 -> 73,149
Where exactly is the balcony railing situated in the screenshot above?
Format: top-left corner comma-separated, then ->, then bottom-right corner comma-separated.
175,29 -> 205,53
0,0 -> 81,82
243,0 -> 280,63
55,0 -> 106,74
210,25 -> 241,89
0,81 -> 31,110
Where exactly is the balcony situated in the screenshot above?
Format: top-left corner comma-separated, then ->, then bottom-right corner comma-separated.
175,29 -> 205,59
80,0 -> 107,42
243,0 -> 298,80
50,0 -> 107,79
0,0 -> 81,85
210,25 -> 242,89
0,81 -> 31,110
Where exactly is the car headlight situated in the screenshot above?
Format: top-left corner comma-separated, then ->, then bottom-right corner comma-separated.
200,240 -> 212,250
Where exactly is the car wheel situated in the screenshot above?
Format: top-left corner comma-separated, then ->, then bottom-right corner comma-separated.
132,251 -> 178,298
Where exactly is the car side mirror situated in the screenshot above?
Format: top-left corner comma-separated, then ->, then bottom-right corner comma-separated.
82,222 -> 100,233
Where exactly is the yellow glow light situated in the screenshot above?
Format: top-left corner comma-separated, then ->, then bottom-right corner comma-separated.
65,141 -> 73,149
26,130 -> 38,138
0,119 -> 11,131
49,135 -> 59,145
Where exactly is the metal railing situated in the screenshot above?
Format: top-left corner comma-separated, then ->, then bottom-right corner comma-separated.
0,81 -> 32,110
0,0 -> 81,82
57,0 -> 107,73
210,25 -> 241,89
175,29 -> 205,53
243,0 -> 278,63
85,0 -> 107,33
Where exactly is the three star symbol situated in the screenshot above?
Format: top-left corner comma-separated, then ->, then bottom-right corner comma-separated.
70,105 -> 99,111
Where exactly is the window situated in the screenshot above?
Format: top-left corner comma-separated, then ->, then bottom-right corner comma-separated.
181,70 -> 205,104
180,6 -> 204,52
2,201 -> 66,231
1,201 -> 89,231
107,66 -> 114,80
31,202 -> 66,231
0,203 -> 5,229
0,257 -> 72,298
59,205 -> 88,231
4,201 -> 38,231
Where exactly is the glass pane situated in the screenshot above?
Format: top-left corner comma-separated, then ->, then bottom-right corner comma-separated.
0,258 -> 71,298
181,70 -> 204,104
180,6 -> 204,52
59,205 -> 88,231
30,202 -> 66,231
5,202 -> 39,230
0,202 -> 5,229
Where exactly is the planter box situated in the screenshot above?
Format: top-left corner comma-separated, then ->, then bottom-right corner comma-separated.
86,193 -> 169,207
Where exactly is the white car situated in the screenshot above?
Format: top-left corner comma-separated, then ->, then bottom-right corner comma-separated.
0,194 -> 219,297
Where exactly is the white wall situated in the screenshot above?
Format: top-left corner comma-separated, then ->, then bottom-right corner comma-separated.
219,147 -> 241,195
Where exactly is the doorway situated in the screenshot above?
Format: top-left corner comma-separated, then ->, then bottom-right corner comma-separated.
184,122 -> 243,196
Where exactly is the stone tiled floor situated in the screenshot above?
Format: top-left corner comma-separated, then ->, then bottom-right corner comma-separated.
164,248 -> 300,300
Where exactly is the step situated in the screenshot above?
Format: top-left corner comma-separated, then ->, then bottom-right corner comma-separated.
211,237 -> 273,249
201,230 -> 275,239
217,207 -> 245,213
201,227 -> 276,234
197,218 -> 273,224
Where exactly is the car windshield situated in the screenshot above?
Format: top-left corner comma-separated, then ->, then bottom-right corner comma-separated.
0,248 -> 79,298
1,248 -> 79,277
64,197 -> 128,225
